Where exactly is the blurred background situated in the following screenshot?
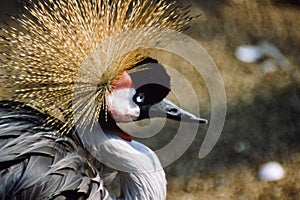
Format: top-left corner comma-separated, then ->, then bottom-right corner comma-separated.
166,1 -> 300,199
1,0 -> 300,199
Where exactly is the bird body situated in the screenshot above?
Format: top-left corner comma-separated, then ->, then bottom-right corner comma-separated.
0,0 -> 206,199
0,101 -> 105,199
0,100 -> 166,199
96,133 -> 167,199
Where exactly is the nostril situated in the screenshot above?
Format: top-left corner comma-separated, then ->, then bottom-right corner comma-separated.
167,108 -> 179,115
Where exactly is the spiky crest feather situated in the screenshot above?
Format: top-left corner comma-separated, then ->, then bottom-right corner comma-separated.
0,0 -> 191,135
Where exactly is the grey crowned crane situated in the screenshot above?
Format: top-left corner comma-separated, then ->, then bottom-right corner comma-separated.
0,0 -> 207,199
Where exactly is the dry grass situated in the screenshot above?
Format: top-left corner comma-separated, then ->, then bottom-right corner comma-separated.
165,0 -> 300,199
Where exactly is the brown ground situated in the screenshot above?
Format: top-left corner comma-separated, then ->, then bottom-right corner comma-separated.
1,0 -> 300,199
165,1 -> 300,199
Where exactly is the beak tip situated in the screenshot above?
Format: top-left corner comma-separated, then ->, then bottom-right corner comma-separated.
199,118 -> 208,124
186,117 -> 208,124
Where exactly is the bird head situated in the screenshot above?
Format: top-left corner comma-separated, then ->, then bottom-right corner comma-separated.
1,0 -> 204,138
103,58 -> 207,141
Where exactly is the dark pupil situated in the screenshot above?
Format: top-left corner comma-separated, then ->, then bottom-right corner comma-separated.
135,93 -> 145,103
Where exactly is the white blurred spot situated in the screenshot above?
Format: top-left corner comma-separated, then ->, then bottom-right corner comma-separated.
235,45 -> 263,63
258,161 -> 285,181
235,42 -> 293,72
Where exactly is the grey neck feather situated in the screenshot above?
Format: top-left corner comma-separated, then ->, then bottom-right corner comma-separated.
117,170 -> 166,200
77,125 -> 167,200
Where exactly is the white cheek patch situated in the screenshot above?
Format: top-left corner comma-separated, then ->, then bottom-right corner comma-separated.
107,88 -> 140,122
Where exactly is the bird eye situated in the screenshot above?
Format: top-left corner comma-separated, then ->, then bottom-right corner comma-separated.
135,93 -> 145,103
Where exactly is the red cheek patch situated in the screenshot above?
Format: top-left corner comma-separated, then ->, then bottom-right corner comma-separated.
112,71 -> 133,90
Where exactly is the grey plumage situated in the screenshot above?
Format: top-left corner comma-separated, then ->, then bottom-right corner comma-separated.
0,101 -> 107,199
0,0 -> 198,199
0,99 -> 168,200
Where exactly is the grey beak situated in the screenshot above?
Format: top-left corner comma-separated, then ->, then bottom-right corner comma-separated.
149,99 -> 208,124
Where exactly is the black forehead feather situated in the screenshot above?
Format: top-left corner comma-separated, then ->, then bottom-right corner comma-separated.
129,58 -> 171,105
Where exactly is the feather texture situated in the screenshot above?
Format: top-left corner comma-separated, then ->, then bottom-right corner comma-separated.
0,0 -> 192,135
0,1 -> 192,198
0,101 -> 108,199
